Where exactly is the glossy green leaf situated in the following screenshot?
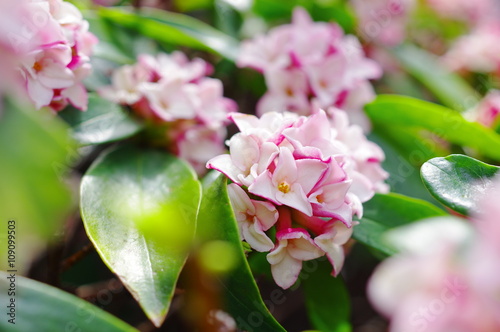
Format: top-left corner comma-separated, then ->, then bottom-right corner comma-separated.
354,193 -> 447,256
59,94 -> 143,145
252,0 -> 355,32
0,99 -> 74,271
421,155 -> 500,215
366,95 -> 500,161
303,260 -> 351,332
368,130 -> 440,205
0,272 -> 137,332
391,44 -> 479,111
197,172 -> 286,332
174,0 -> 213,12
81,145 -> 201,326
98,7 -> 240,61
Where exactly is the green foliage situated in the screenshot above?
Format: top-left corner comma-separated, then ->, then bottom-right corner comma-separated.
98,6 -> 240,61
59,94 -> 144,145
391,44 -> 479,111
303,260 -> 351,332
421,155 -> 500,215
252,0 -> 355,32
0,272 -> 137,332
0,100 -> 74,270
198,172 -> 286,332
366,95 -> 500,161
80,144 -> 201,326
354,193 -> 447,256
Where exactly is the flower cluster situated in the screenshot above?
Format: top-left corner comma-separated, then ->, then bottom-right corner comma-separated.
237,8 -> 382,132
100,52 -> 238,174
465,90 -> 500,128
0,0 -> 97,111
426,0 -> 497,24
368,177 -> 500,332
443,22 -> 500,75
207,109 -> 388,289
351,0 -> 416,46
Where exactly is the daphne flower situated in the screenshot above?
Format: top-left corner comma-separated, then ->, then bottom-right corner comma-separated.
101,52 -> 237,174
250,147 -> 329,216
314,221 -> 354,276
237,7 -> 381,131
464,90 -> 500,128
425,0 -> 497,24
208,108 -> 388,288
5,0 -> 98,111
351,0 -> 416,46
442,22 -> 500,74
267,227 -> 324,289
368,176 -> 500,332
227,184 -> 278,252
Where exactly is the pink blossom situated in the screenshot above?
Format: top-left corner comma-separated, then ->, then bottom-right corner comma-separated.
100,52 -> 237,174
237,7 -> 382,131
351,0 -> 416,46
208,108 -> 388,288
267,227 -> 324,289
442,23 -> 500,74
465,90 -> 500,128
425,0 -> 498,25
0,0 -> 97,111
227,184 -> 278,252
368,176 -> 500,332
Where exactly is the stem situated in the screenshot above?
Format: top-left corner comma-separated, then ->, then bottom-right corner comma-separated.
60,243 -> 94,273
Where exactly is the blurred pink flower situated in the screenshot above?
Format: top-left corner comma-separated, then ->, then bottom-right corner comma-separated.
267,226 -> 324,289
368,176 -> 500,332
228,183 -> 277,252
351,0 -> 416,46
0,0 -> 97,111
100,52 -> 237,174
465,90 -> 500,128
425,0 -> 497,24
208,108 -> 388,288
237,7 -> 382,131
443,23 -> 500,74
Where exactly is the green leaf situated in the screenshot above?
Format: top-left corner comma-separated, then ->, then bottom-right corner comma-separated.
303,260 -> 351,332
365,95 -> 500,161
354,193 -> 447,256
421,155 -> 500,215
0,99 -> 74,270
0,271 -> 137,332
98,7 -> 240,61
59,94 -> 143,145
80,144 -> 201,326
368,130 -> 440,205
391,44 -> 479,111
198,172 -> 286,332
174,0 -> 213,12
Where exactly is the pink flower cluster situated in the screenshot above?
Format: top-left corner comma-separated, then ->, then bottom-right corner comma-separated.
368,177 -> 500,332
351,0 -> 416,46
207,109 -> 388,289
0,0 -> 97,111
426,0 -> 498,24
442,22 -> 500,75
465,90 -> 500,128
237,8 -> 382,132
100,52 -> 237,174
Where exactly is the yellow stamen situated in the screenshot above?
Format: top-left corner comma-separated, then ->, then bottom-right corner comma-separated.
316,194 -> 324,204
278,181 -> 291,194
33,62 -> 43,73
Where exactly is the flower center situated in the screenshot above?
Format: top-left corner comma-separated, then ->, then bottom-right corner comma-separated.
33,61 -> 43,73
316,194 -> 324,204
278,181 -> 291,193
